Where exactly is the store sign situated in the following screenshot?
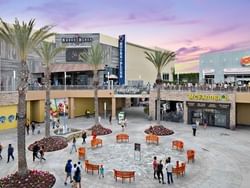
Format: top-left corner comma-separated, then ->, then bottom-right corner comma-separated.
118,35 -> 126,85
186,102 -> 230,109
61,37 -> 93,43
187,94 -> 229,101
240,56 -> 250,66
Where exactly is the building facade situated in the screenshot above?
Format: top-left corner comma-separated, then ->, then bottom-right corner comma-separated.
200,48 -> 250,84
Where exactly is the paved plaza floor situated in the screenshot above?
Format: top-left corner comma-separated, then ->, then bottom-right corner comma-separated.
0,107 -> 250,188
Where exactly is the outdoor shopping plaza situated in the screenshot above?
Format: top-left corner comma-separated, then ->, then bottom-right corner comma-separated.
0,107 -> 250,188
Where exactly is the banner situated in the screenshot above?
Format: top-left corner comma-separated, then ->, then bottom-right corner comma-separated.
118,35 -> 126,85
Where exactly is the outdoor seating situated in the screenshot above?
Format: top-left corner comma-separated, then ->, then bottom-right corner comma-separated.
91,138 -> 102,149
85,160 -> 99,175
172,140 -> 184,151
78,147 -> 86,160
113,169 -> 135,183
172,161 -> 186,178
116,133 -> 129,142
187,149 -> 195,163
145,134 -> 159,145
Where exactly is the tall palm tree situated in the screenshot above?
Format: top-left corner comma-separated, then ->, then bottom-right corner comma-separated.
145,50 -> 175,125
79,44 -> 105,125
0,18 -> 54,175
35,41 -> 64,137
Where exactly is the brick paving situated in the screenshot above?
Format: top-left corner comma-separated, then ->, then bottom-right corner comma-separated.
0,107 -> 250,188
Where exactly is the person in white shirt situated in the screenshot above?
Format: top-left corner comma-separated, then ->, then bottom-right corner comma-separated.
165,157 -> 174,184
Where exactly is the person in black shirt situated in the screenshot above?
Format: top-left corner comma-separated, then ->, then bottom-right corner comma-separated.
33,143 -> 40,162
157,160 -> 165,184
81,131 -> 87,144
7,144 -> 14,163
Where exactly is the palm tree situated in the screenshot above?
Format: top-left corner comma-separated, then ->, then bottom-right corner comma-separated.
0,18 -> 54,175
79,44 -> 105,125
145,50 -> 175,125
35,41 -> 64,137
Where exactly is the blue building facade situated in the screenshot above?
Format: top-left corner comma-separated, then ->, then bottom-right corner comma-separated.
199,48 -> 250,84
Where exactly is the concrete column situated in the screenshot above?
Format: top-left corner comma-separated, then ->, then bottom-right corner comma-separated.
112,97 -> 116,119
69,98 -> 75,119
183,102 -> 188,124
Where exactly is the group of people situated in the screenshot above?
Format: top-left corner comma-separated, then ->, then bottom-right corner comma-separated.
0,142 -> 15,163
64,159 -> 104,187
152,156 -> 174,185
32,142 -> 46,162
25,120 -> 41,135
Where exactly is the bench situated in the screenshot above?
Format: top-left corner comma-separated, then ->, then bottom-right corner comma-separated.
172,161 -> 186,178
187,149 -> 195,163
113,169 -> 135,183
116,133 -> 129,142
78,147 -> 86,160
172,140 -> 184,151
85,160 -> 99,175
145,134 -> 159,145
91,138 -> 102,149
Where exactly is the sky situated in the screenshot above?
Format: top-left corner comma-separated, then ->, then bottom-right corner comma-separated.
1,0 -> 250,72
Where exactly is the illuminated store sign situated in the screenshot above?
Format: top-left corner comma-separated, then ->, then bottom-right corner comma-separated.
240,56 -> 250,66
187,94 -> 229,101
118,35 -> 126,85
61,37 -> 93,43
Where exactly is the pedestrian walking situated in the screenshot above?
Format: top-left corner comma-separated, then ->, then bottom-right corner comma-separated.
152,156 -> 158,179
165,157 -> 174,184
99,165 -> 104,179
70,137 -> 77,154
109,114 -> 112,125
37,124 -> 41,134
31,122 -> 35,135
73,167 -> 81,188
81,131 -> 87,144
7,144 -> 14,163
192,121 -> 198,136
26,119 -> 30,135
39,145 -> 46,162
77,161 -> 83,172
33,143 -> 40,162
0,142 -> 3,160
64,159 -> 73,185
203,118 -> 207,129
157,160 -> 165,184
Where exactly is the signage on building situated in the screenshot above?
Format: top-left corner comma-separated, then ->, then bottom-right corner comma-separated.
240,56 -> 250,66
186,102 -> 230,109
118,35 -> 126,85
187,94 -> 229,101
61,37 -> 93,43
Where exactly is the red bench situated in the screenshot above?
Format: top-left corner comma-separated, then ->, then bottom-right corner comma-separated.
113,169 -> 135,183
116,133 -> 129,142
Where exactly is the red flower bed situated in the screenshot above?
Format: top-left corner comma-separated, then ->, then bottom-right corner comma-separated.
0,170 -> 56,188
89,124 -> 112,136
28,136 -> 68,152
145,125 -> 174,136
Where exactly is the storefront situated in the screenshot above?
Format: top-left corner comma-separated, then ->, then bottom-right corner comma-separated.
187,102 -> 230,128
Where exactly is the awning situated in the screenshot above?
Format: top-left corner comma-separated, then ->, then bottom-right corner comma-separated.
33,63 -> 105,73
224,67 -> 250,75
107,74 -> 118,79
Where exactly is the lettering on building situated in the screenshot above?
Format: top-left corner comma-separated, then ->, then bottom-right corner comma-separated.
61,37 -> 93,43
187,94 -> 229,101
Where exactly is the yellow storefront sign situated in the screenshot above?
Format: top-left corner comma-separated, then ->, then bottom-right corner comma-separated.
187,94 -> 229,101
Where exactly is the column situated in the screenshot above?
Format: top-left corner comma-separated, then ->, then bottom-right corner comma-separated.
183,102 -> 188,124
69,98 -> 75,119
112,97 -> 116,119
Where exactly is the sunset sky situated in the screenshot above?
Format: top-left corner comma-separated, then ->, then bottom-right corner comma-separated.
1,0 -> 250,72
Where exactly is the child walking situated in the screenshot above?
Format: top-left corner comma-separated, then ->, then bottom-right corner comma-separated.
99,165 -> 104,179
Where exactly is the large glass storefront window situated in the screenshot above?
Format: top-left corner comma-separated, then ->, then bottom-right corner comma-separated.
187,102 -> 230,128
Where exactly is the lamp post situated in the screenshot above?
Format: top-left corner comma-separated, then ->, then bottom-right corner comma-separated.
64,71 -> 66,90
13,70 -> 16,91
107,71 -> 110,90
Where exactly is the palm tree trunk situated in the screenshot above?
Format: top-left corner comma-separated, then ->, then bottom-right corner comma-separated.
156,84 -> 161,125
17,60 -> 28,175
156,72 -> 161,125
94,85 -> 99,125
45,67 -> 50,137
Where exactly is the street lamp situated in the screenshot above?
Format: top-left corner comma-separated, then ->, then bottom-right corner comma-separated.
64,71 -> 67,90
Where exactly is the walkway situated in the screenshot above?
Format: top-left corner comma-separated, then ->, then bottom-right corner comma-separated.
0,107 -> 250,188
